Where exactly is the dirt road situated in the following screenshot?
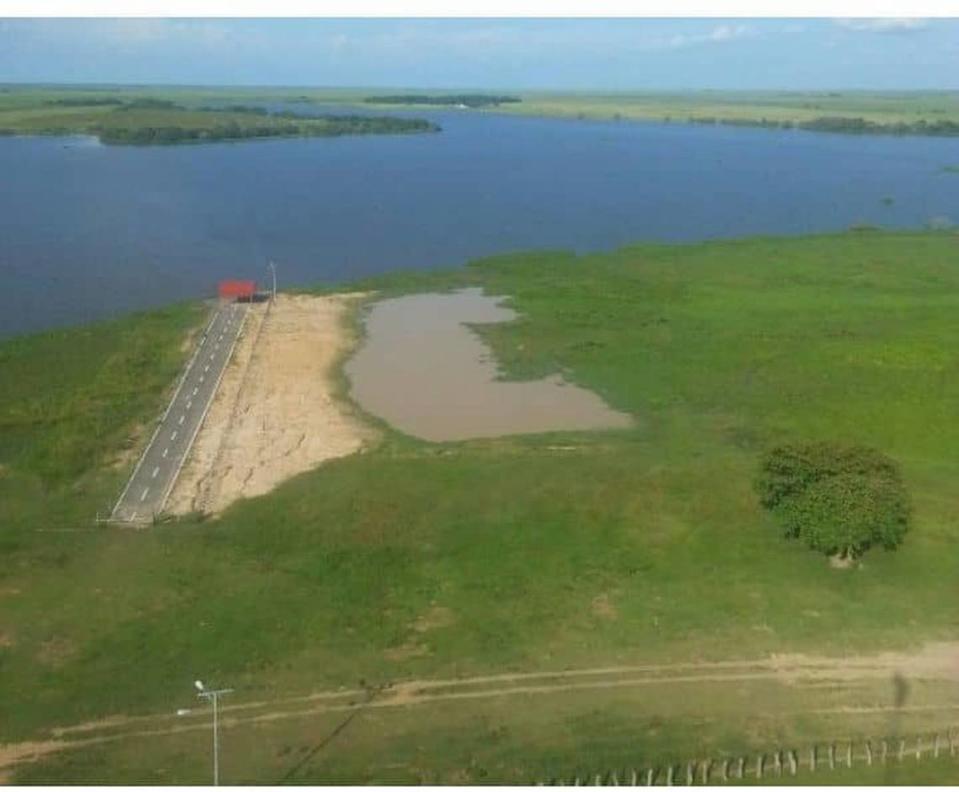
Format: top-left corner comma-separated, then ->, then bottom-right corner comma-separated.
2,642 -> 958,781
167,293 -> 373,516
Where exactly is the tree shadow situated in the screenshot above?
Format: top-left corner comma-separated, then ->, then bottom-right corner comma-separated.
277,682 -> 386,785
883,671 -> 909,784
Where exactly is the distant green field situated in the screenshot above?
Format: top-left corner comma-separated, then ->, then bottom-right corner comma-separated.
2,231 -> 959,783
0,86 -> 436,144
2,85 -> 959,139
497,89 -> 959,133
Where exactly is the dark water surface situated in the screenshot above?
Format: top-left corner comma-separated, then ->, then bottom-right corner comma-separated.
2,108 -> 957,337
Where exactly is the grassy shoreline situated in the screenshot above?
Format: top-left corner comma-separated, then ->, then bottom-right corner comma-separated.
2,230 -> 958,782
0,89 -> 437,144
3,85 -> 959,140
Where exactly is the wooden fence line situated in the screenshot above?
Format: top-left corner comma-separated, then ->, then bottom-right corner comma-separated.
542,728 -> 958,786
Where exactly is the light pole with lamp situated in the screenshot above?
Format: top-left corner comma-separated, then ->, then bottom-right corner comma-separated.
193,679 -> 233,786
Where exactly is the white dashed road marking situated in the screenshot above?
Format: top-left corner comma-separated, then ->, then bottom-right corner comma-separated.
171,430 -> 178,441
162,448 -> 169,459
186,400 -> 192,410
192,387 -> 198,396
151,466 -> 159,479
178,414 -> 185,425
140,487 -> 150,502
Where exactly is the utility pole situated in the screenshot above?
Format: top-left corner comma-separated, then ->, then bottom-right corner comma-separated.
268,260 -> 277,302
194,680 -> 233,785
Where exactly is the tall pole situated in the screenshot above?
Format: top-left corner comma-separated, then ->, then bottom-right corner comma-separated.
268,261 -> 277,302
196,685 -> 233,785
212,692 -> 219,786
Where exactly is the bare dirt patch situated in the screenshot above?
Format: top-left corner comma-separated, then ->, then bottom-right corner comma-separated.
385,642 -> 431,661
36,637 -> 76,669
591,593 -> 619,621
167,294 -> 374,516
413,605 -> 456,633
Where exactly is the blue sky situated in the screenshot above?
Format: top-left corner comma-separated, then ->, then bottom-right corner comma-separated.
1,18 -> 957,89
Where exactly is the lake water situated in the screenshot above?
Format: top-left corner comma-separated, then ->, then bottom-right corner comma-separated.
345,288 -> 633,441
2,106 -> 957,337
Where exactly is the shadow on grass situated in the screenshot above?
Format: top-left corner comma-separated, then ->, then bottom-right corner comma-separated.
276,683 -> 385,784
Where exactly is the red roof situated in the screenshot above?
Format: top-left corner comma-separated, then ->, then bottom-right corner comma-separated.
218,280 -> 256,299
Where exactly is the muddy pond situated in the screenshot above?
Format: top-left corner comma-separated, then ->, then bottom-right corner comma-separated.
344,288 -> 633,442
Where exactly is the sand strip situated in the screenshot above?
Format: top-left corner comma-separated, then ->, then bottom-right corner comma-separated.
167,293 -> 373,516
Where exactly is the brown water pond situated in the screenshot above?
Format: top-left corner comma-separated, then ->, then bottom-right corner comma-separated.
344,288 -> 633,442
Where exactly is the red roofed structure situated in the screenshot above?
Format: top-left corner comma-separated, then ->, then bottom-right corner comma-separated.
218,280 -> 256,301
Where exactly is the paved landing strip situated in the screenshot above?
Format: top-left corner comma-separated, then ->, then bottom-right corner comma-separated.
111,301 -> 248,524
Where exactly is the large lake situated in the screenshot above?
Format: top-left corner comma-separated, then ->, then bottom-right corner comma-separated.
2,106 -> 957,337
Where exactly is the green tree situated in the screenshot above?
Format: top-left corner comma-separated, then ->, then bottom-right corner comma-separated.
756,443 -> 910,561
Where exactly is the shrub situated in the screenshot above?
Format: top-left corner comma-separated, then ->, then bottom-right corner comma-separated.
756,443 -> 910,560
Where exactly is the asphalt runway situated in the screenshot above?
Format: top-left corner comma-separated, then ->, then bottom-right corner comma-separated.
111,300 -> 248,524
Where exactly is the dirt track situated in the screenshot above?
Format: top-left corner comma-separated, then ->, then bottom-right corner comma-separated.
167,293 -> 373,516
2,642 -> 957,781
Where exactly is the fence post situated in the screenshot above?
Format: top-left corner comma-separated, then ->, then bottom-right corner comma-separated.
881,739 -> 888,764
865,741 -> 873,766
645,768 -> 654,787
788,750 -> 798,776
609,771 -> 620,785
630,770 -> 638,786
773,751 -> 782,777
755,754 -> 764,780
950,731 -> 956,757
736,758 -> 745,779
898,739 -> 905,762
810,746 -> 816,772
700,760 -> 709,785
721,759 -> 728,782
934,734 -> 941,759
666,765 -> 674,786
846,742 -> 852,768
594,774 -> 603,785
828,743 -> 835,770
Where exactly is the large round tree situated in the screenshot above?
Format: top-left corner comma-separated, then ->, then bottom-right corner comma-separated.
755,442 -> 910,562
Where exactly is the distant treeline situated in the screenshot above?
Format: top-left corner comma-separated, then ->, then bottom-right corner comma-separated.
199,104 -> 270,115
44,97 -> 180,110
365,94 -> 521,108
121,98 -> 178,109
681,114 -> 959,136
95,115 -> 438,145
45,97 -> 124,107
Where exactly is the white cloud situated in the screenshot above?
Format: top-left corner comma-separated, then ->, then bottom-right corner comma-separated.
662,23 -> 752,50
834,18 -> 928,34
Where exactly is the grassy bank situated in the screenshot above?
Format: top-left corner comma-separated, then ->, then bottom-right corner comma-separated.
0,87 -> 436,144
2,231 -> 958,782
4,85 -> 959,140
495,89 -> 959,135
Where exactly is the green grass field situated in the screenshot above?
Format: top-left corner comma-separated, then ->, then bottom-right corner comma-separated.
1,231 -> 958,783
3,85 -> 959,139
496,89 -> 959,128
0,87 -> 435,143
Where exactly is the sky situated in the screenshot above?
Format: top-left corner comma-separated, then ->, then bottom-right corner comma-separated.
1,17 -> 957,89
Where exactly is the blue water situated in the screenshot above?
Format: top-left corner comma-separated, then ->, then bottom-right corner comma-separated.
1,108 -> 957,338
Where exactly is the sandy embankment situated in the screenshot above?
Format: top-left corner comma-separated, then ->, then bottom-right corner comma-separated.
166,293 -> 373,516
